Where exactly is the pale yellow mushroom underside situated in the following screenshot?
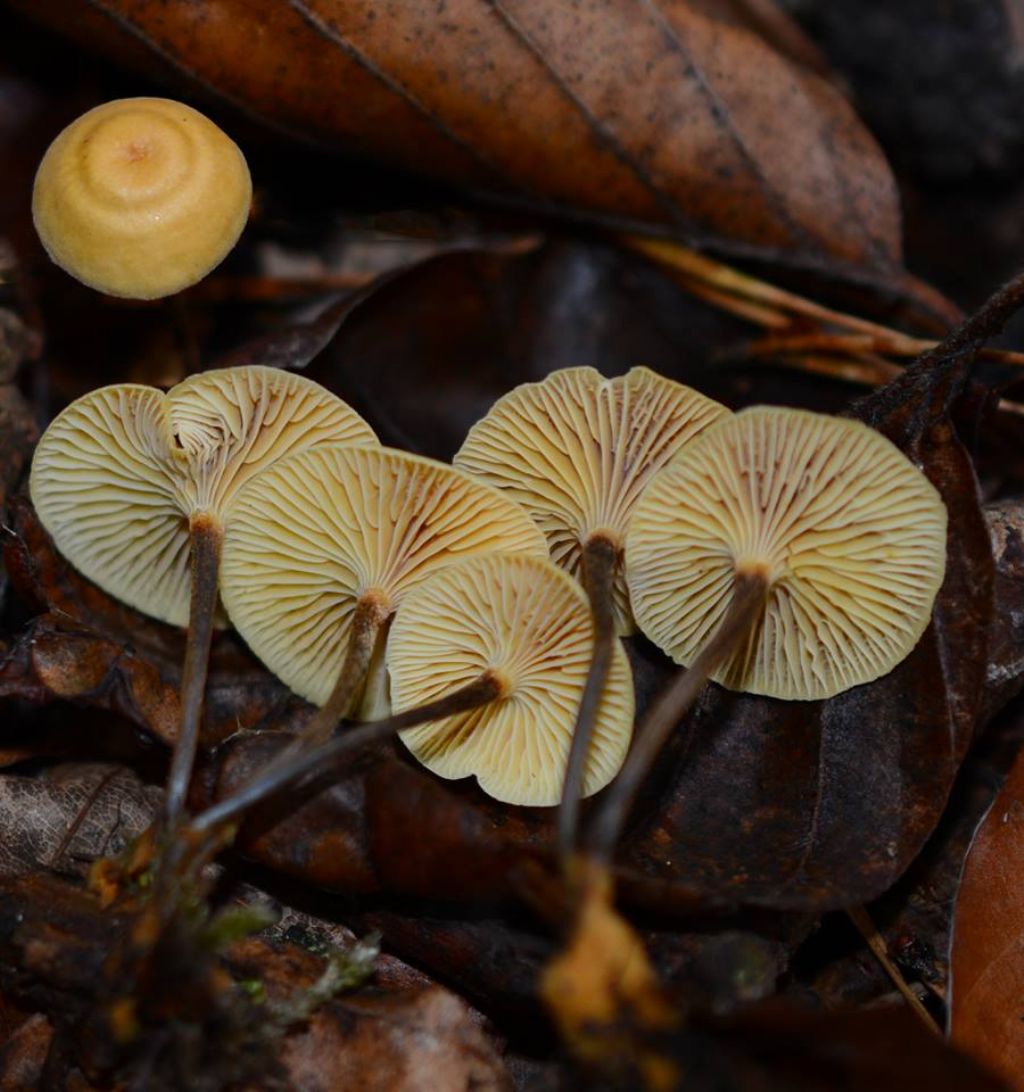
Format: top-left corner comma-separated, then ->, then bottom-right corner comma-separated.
30,366 -> 377,628
391,553 -> 634,807
626,407 -> 948,700
455,366 -> 729,636
220,446 -> 548,709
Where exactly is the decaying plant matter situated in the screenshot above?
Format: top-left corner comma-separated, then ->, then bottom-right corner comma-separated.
8,4 -> 1024,1090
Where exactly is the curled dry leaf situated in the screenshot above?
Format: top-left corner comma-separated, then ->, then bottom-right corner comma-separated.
950,741 -> 1024,1089
16,0 -> 903,284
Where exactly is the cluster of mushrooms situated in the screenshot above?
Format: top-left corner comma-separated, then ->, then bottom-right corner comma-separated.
25,95 -> 950,868
29,360 -> 949,864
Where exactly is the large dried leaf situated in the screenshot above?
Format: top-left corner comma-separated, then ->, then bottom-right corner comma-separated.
950,741 -> 1024,1089
18,0 -> 903,282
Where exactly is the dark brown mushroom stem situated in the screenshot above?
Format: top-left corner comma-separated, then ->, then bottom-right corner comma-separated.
190,668 -> 507,835
164,512 -> 223,826
557,531 -> 619,863
585,567 -> 770,867
297,592 -> 391,748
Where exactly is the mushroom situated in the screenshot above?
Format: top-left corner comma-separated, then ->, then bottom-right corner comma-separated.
454,367 -> 728,849
30,365 -> 377,822
219,444 -> 548,747
587,405 -> 948,859
32,97 -> 251,299
193,552 -> 633,832
390,552 -> 634,806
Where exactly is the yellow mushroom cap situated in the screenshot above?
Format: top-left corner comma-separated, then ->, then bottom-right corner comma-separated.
32,97 -> 252,299
29,366 -> 377,628
220,446 -> 549,709
390,553 -> 634,806
454,366 -> 729,635
626,406 -> 948,700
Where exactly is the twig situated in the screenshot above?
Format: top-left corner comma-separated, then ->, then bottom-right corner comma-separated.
48,767 -> 123,868
846,905 -> 940,1036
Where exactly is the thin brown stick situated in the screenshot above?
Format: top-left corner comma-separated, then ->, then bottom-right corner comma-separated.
734,330 -> 1024,369
297,593 -> 390,748
49,767 -> 122,868
191,669 -> 505,835
627,236 -> 1024,376
586,569 -> 769,866
846,905 -> 940,1036
164,514 -> 223,826
623,235 -> 922,340
673,273 -> 791,329
558,533 -> 619,863
779,354 -> 900,386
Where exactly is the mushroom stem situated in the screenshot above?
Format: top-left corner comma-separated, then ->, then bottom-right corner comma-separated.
298,593 -> 391,748
191,669 -> 506,835
164,513 -> 223,826
585,568 -> 770,866
557,532 -> 619,864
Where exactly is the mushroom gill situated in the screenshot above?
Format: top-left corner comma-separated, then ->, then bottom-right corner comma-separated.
626,406 -> 948,701
391,553 -> 634,806
455,366 -> 729,634
220,445 -> 548,735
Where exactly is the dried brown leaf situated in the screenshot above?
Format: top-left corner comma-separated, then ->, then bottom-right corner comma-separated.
950,740 -> 1024,1089
17,0 -> 903,285
0,765 -> 160,878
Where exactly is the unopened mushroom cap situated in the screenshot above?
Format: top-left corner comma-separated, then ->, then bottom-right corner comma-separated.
390,553 -> 634,806
220,446 -> 548,708
30,366 -> 376,627
626,406 -> 948,700
32,97 -> 252,299
454,366 -> 729,635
